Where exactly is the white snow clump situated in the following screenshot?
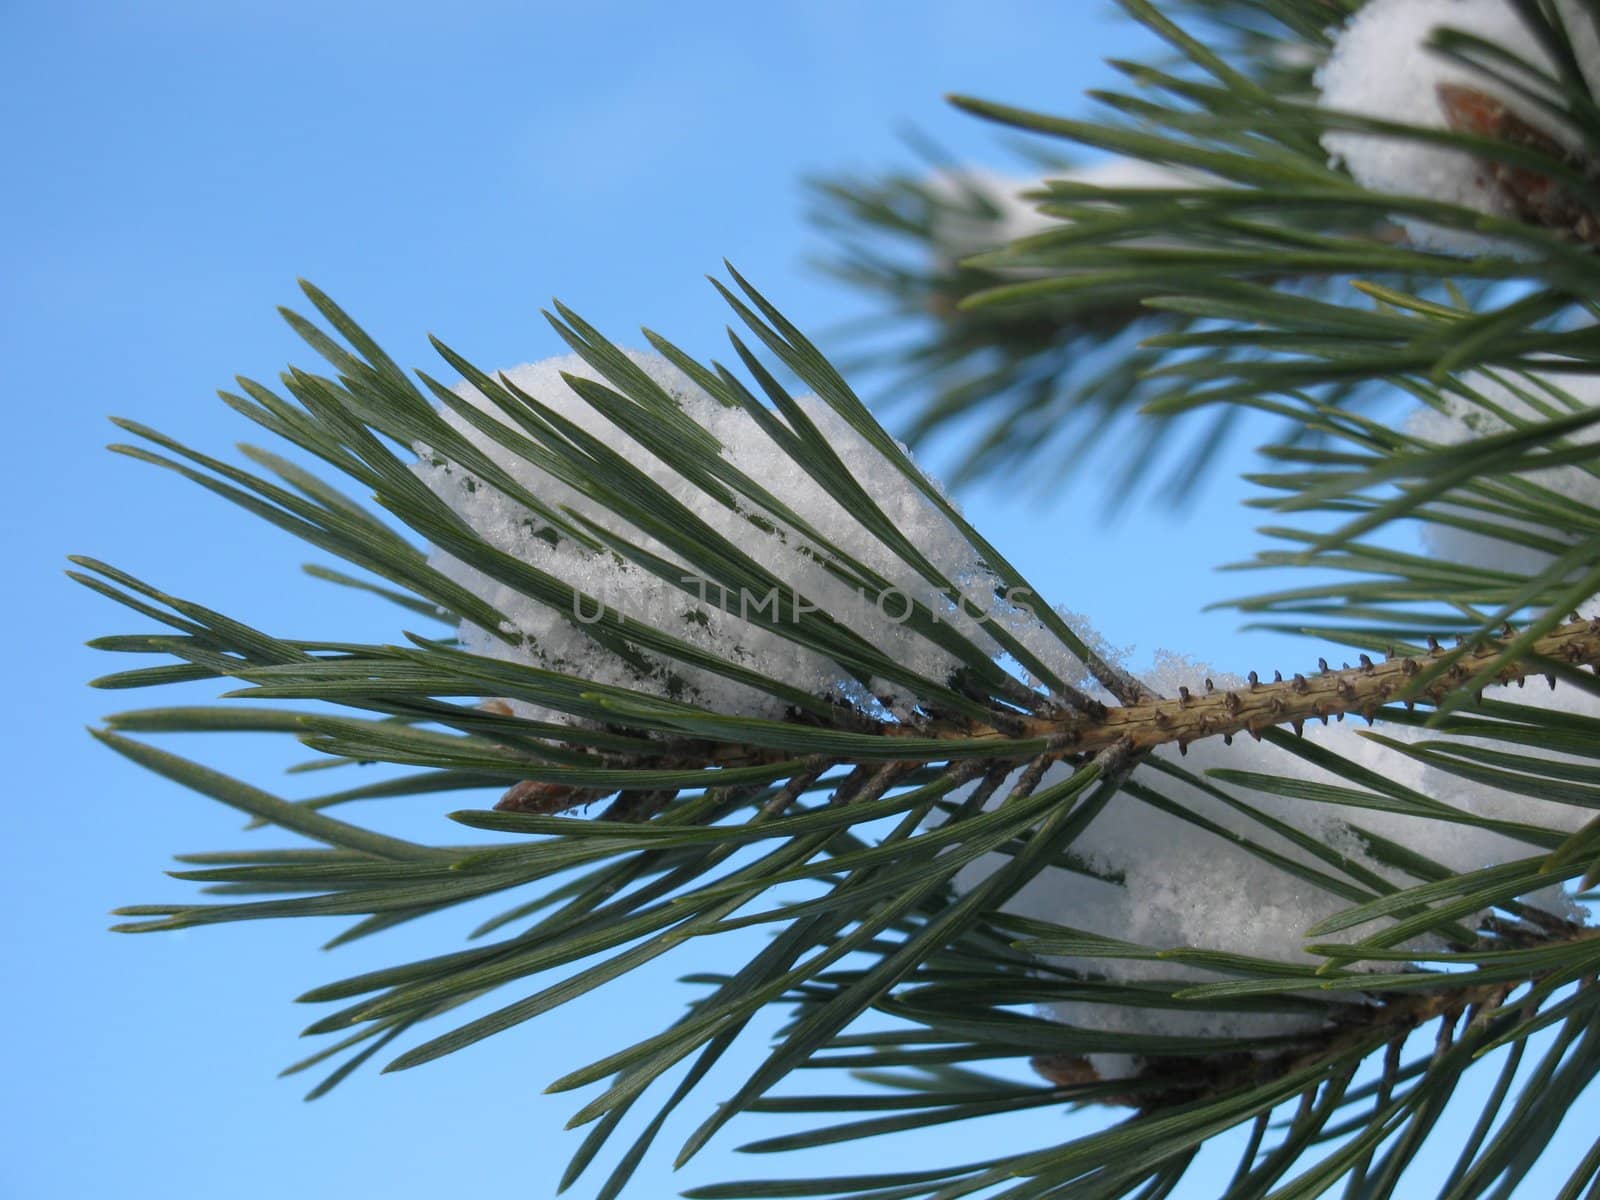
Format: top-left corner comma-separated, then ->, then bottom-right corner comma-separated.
1317,0 -> 1599,253
412,351 -> 1079,726
1408,369 -> 1600,573
925,158 -> 1206,270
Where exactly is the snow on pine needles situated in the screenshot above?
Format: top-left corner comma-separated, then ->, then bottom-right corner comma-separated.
1317,0 -> 1600,253
412,350 -> 1081,725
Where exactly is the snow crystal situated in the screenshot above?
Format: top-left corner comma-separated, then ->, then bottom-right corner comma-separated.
413,352 -> 1087,725
1317,0 -> 1600,253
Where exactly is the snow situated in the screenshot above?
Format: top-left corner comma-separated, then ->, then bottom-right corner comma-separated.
925,158 -> 1207,270
1408,369 -> 1600,573
412,351 -> 1086,725
1316,0 -> 1599,253
924,168 -> 1057,268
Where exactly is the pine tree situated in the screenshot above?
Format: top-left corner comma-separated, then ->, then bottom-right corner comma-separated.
78,1 -> 1600,1196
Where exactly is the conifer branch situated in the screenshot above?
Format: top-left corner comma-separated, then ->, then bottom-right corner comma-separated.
1016,614 -> 1600,757
77,2 -> 1600,1195
493,616 -> 1600,820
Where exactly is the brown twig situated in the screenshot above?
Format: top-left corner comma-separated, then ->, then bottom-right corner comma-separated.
494,617 -> 1600,813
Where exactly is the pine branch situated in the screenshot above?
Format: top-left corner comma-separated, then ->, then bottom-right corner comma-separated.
74,1 -> 1600,1196
78,274 -> 1600,1196
483,615 -> 1600,825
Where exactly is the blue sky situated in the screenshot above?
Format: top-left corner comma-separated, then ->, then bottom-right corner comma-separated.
3,3 -> 1590,1198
